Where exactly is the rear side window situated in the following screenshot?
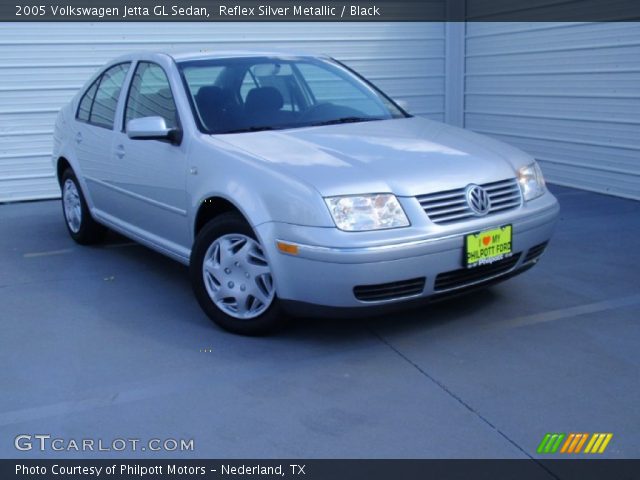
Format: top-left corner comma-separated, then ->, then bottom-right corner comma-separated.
125,62 -> 178,130
77,63 -> 130,129
77,81 -> 98,122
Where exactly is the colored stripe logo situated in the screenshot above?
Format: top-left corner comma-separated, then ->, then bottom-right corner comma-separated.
537,433 -> 613,454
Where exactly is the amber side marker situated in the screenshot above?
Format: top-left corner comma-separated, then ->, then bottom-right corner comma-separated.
276,241 -> 299,255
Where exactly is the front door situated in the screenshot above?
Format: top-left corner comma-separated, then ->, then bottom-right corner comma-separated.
109,61 -> 190,254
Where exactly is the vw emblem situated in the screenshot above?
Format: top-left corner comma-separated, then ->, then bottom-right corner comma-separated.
465,184 -> 491,216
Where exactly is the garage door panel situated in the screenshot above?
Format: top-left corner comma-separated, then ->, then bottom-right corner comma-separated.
1,135 -> 53,156
465,113 -> 640,149
466,45 -> 640,74
465,22 -> 640,200
467,71 -> 640,96
478,132 -> 640,177
0,65 -> 99,88
466,22 -> 640,55
465,94 -> 640,120
0,112 -> 58,134
0,90 -> 72,112
495,135 -> 640,171
540,161 -> 640,200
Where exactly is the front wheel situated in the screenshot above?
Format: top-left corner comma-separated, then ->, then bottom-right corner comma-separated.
190,213 -> 286,335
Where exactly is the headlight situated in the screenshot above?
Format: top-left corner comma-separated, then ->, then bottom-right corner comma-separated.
517,162 -> 546,201
324,194 -> 410,231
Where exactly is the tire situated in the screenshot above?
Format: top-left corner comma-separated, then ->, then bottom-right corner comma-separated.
190,212 -> 287,335
61,169 -> 107,245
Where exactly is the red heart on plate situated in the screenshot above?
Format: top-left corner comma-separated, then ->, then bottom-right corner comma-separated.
482,236 -> 491,246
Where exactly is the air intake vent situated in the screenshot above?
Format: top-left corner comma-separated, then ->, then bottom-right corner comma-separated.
523,242 -> 548,263
434,254 -> 520,292
417,178 -> 522,224
354,277 -> 426,302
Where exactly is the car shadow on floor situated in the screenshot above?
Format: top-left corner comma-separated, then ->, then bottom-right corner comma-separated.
286,289 -> 501,338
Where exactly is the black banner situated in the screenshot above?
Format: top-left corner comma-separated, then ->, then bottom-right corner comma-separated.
3,459 -> 640,480
2,0 -> 640,22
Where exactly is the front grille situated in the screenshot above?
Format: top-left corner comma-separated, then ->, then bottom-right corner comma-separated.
434,254 -> 521,292
523,242 -> 548,263
354,277 -> 426,302
417,178 -> 522,224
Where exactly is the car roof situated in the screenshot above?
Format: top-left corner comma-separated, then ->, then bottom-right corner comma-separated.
171,50 -> 329,61
109,50 -> 329,64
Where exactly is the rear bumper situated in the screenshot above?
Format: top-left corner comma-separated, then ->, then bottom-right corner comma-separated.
255,191 -> 559,309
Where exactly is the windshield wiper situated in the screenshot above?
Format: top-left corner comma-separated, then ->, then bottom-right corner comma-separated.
220,126 -> 276,134
308,116 -> 384,127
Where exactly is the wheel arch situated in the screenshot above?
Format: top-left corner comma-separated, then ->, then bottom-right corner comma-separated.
193,195 -> 252,238
56,156 -> 72,186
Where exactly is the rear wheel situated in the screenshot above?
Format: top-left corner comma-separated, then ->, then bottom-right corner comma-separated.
61,169 -> 106,244
190,213 -> 286,335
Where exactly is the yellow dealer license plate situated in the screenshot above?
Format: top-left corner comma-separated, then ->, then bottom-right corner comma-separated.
465,225 -> 513,268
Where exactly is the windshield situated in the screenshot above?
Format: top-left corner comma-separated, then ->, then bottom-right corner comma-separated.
177,56 -> 409,134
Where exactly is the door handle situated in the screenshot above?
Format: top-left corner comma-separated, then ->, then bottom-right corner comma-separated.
75,132 -> 82,144
115,144 -> 125,159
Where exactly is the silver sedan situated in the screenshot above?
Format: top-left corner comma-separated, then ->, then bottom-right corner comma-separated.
53,51 -> 559,335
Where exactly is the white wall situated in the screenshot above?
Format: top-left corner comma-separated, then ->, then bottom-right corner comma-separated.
2,22 -> 639,202
0,22 -> 445,202
464,22 -> 640,200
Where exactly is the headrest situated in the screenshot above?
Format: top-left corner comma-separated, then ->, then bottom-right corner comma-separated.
195,86 -> 225,106
245,87 -> 284,113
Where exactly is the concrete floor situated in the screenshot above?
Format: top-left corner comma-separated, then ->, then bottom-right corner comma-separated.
0,185 -> 638,461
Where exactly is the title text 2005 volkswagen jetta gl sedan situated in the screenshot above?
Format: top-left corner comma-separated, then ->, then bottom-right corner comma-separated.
53,51 -> 559,335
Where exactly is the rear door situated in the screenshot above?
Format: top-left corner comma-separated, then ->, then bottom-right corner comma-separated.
74,63 -> 131,212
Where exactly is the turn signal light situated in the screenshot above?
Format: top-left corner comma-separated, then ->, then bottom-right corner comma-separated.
276,241 -> 299,255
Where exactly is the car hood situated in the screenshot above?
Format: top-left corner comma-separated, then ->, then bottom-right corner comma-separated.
213,116 -> 534,197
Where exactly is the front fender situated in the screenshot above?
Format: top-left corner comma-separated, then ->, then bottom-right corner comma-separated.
187,135 -> 335,236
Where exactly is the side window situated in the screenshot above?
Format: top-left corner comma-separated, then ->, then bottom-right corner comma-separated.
88,63 -> 130,129
125,62 -> 178,130
77,80 -> 98,122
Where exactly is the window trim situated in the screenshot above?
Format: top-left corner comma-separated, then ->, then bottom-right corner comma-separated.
121,60 -> 181,135
75,62 -> 131,130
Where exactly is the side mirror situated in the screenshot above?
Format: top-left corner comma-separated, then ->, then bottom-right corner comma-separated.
394,99 -> 410,113
127,116 -> 181,144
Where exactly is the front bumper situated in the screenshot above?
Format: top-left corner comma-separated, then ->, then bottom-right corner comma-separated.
255,191 -> 560,310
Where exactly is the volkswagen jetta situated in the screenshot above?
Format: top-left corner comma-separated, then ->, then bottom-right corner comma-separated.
53,51 -> 559,335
